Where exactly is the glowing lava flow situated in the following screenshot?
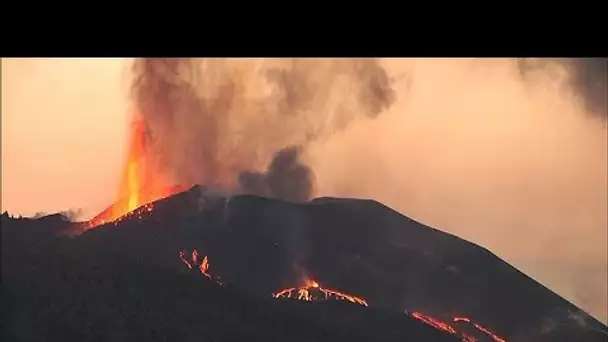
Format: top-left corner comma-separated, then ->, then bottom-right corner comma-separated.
411,311 -> 507,342
453,317 -> 507,342
411,312 -> 458,335
273,278 -> 368,307
179,249 -> 221,284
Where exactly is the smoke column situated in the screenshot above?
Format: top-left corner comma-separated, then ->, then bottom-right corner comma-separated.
128,58 -> 607,323
518,58 -> 607,117
130,58 -> 396,201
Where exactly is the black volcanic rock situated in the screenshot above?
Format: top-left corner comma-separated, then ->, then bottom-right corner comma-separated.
3,185 -> 607,341
2,214 -> 457,342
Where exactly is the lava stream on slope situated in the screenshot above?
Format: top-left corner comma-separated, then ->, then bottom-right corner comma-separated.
273,278 -> 368,307
179,249 -> 222,284
411,311 -> 507,342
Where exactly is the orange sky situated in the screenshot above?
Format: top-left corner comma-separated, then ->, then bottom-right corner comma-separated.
1,58 -> 131,217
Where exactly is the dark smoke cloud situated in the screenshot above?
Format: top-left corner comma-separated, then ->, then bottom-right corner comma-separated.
131,58 -> 228,187
355,59 -> 396,118
130,58 -> 396,201
518,58 -> 607,118
239,146 -> 315,202
265,58 -> 396,120
565,58 -> 607,117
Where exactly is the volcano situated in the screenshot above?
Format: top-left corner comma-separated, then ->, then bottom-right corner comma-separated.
2,185 -> 607,342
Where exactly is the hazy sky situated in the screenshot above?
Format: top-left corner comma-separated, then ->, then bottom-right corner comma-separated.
2,58 -> 131,215
1,58 -> 606,323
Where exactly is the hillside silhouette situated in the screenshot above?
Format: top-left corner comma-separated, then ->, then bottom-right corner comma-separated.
2,185 -> 607,341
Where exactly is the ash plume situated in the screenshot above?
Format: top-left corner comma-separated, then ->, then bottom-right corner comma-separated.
518,58 -> 608,117
238,146 -> 314,203
565,58 -> 607,117
130,58 -> 396,200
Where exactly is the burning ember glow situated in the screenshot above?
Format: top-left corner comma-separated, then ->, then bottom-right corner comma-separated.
273,278 -> 368,307
410,312 -> 507,342
179,249 -> 221,284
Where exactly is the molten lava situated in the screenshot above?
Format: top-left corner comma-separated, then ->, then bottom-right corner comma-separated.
453,317 -> 507,342
411,312 -> 458,335
83,115 -> 187,229
273,278 -> 368,307
126,158 -> 139,213
410,311 -> 507,342
105,115 -> 148,223
179,249 -> 221,284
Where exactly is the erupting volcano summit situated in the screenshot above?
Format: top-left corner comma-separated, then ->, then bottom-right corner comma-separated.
4,184 -> 608,341
44,183 -> 606,342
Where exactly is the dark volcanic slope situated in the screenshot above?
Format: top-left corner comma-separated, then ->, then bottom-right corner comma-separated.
3,185 -> 608,342
2,212 -> 458,342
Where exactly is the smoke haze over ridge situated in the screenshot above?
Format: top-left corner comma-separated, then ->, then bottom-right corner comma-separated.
1,57 -> 606,324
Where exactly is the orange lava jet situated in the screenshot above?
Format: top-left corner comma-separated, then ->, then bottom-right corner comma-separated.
273,278 -> 368,307
82,115 -> 187,230
126,158 -> 139,213
104,115 -> 148,223
411,311 -> 507,342
179,249 -> 221,284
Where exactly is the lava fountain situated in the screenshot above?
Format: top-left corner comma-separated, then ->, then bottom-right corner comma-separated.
82,114 -> 186,229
